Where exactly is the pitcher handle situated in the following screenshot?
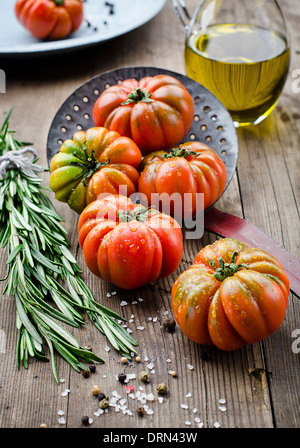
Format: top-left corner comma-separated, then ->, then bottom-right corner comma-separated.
171,0 -> 191,28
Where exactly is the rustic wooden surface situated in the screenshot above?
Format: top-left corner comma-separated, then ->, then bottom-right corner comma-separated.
0,0 -> 299,430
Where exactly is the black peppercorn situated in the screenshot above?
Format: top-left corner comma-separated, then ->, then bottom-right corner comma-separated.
81,369 -> 90,378
97,392 -> 106,401
118,373 -> 127,383
162,318 -> 176,332
81,415 -> 89,426
137,407 -> 145,416
89,364 -> 96,373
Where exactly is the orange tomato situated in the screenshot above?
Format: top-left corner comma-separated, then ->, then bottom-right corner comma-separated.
172,238 -> 289,350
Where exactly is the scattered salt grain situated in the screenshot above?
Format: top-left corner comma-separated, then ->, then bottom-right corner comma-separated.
152,317 -> 158,322
132,301 -> 137,305
144,356 -> 149,361
120,301 -> 128,306
138,297 -> 144,302
219,405 -> 227,412
146,393 -> 155,401
158,396 -> 164,404
198,422 -> 204,428
88,418 -> 94,424
214,421 -> 221,428
166,358 -> 171,363
186,392 -> 192,398
127,328 -> 133,334
187,364 -> 194,370
151,369 -> 155,374
58,417 -> 66,425
163,310 -> 169,315
111,291 -> 117,295
61,389 -> 70,397
194,417 -> 201,423
130,314 -> 135,319
57,410 -> 65,416
104,346 -> 110,352
146,409 -> 154,415
127,373 -> 136,380
129,319 -> 134,323
59,378 -> 65,383
185,421 -> 191,426
136,326 -> 144,330
219,398 -> 226,404
106,293 -> 111,297
147,362 -> 154,370
181,404 -> 188,409
193,408 -> 197,413
148,317 -> 153,321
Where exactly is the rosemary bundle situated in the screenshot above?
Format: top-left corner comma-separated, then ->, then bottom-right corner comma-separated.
0,110 -> 137,383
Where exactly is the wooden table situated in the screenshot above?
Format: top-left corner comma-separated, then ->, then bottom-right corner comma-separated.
0,0 -> 299,430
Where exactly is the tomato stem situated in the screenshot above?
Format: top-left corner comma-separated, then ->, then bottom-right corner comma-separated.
121,87 -> 153,105
161,146 -> 198,159
52,0 -> 64,6
73,142 -> 110,185
210,251 -> 248,281
118,206 -> 155,223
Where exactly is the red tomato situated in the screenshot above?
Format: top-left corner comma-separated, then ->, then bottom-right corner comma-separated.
172,238 -> 289,350
138,142 -> 227,219
78,194 -> 183,290
92,75 -> 195,155
15,0 -> 84,40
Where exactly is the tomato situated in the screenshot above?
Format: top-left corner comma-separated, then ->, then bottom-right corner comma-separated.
50,127 -> 142,214
138,142 -> 227,219
78,194 -> 183,290
15,0 -> 84,40
172,238 -> 289,350
92,75 -> 195,155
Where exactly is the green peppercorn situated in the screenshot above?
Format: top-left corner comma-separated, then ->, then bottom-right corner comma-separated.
99,398 -> 109,409
157,382 -> 168,394
139,371 -> 150,382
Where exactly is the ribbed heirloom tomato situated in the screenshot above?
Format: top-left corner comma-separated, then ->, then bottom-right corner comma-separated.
172,238 -> 289,350
78,194 -> 183,290
138,142 -> 227,219
92,75 -> 195,155
15,0 -> 84,40
50,127 -> 142,214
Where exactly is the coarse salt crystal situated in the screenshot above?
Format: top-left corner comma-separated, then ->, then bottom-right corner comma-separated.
58,417 -> 66,425
132,301 -> 137,304
127,373 -> 136,380
144,356 -> 149,361
88,418 -> 93,424
186,392 -> 192,398
129,319 -> 134,323
194,417 -> 201,423
187,364 -> 194,370
104,346 -> 110,352
198,422 -> 204,428
151,369 -> 155,374
185,421 -> 191,426
127,328 -> 133,334
57,410 -> 64,416
148,317 -> 153,321
219,398 -> 226,404
61,389 -> 70,397
147,362 -> 154,370
136,326 -> 144,330
138,297 -> 144,302
181,404 -> 188,409
111,291 -> 116,295
146,409 -> 154,415
219,405 -> 227,412
158,397 -> 164,404
152,317 -> 158,322
106,293 -> 111,297
119,398 -> 127,406
193,408 -> 197,413
163,310 -> 169,315
120,301 -> 128,306
146,393 -> 155,401
214,421 -> 221,428
166,358 -> 171,363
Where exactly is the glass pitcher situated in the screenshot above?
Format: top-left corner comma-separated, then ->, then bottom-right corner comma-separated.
172,0 -> 291,127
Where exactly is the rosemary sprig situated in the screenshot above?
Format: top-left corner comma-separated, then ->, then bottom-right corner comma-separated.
0,110 -> 137,383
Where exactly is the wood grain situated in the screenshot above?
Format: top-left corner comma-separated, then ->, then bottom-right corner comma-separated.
0,0 -> 299,429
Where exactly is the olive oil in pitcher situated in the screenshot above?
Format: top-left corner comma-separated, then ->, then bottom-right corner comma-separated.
185,23 -> 290,126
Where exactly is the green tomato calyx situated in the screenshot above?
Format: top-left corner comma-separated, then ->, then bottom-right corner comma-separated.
122,87 -> 153,105
210,252 -> 249,282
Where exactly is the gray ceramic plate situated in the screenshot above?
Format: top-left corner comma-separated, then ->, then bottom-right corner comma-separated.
0,0 -> 166,57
